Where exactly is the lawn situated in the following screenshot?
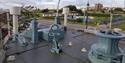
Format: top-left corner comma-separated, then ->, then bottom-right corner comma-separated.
112,23 -> 125,30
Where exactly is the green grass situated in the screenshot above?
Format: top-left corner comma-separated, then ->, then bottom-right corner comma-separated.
88,13 -> 110,17
39,16 -> 109,27
38,14 -> 125,31
112,23 -> 125,30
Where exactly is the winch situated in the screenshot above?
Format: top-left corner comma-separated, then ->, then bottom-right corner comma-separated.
88,30 -> 125,63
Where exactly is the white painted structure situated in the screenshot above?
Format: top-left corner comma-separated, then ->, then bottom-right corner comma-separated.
113,28 -> 122,32
63,8 -> 69,27
10,7 -> 21,36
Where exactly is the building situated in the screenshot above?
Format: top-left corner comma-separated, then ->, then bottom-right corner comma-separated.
123,8 -> 125,11
81,3 -> 104,11
42,11 -> 80,17
0,10 -> 8,39
88,7 -> 95,11
95,3 -> 103,11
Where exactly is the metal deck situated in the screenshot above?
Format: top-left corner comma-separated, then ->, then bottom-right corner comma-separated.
5,21 -> 125,63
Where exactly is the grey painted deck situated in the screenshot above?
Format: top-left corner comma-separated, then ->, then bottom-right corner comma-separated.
5,29 -> 98,63
5,30 -> 125,63
0,50 -> 5,63
5,20 -> 125,63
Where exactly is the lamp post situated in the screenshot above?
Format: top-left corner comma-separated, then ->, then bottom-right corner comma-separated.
56,0 -> 61,17
85,2 -> 89,29
55,0 -> 61,25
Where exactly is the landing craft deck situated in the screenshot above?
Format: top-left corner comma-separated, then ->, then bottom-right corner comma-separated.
5,29 -> 125,63
0,3 -> 125,62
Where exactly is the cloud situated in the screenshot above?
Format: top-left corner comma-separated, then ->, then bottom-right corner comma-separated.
0,0 -> 124,9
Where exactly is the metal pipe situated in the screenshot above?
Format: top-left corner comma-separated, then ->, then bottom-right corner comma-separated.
7,12 -> 11,36
55,0 -> 61,25
13,15 -> 18,35
109,12 -> 113,29
10,6 -> 21,42
109,0 -> 113,29
56,0 -> 61,17
63,8 -> 69,31
31,18 -> 38,44
64,14 -> 67,27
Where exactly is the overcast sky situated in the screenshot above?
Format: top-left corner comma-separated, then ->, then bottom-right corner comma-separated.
0,0 -> 125,9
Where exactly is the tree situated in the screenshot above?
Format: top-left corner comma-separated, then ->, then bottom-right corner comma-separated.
59,9 -> 63,13
65,5 -> 77,11
41,8 -> 49,13
114,8 -> 123,12
77,9 -> 83,15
